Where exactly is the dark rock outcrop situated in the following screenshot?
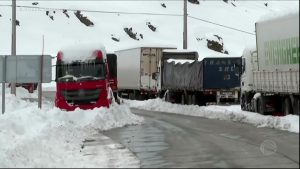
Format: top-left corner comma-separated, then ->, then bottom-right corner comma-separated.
146,22 -> 157,32
124,27 -> 139,40
188,0 -> 200,5
206,35 -> 229,54
16,20 -> 20,26
111,34 -> 120,42
112,37 -> 120,42
63,9 -> 70,18
196,37 -> 204,41
74,10 -> 94,27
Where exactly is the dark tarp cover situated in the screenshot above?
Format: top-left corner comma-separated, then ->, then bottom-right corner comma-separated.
162,60 -> 203,91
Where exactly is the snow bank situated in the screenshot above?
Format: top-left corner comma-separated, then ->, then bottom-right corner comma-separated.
125,98 -> 299,133
0,87 -> 144,167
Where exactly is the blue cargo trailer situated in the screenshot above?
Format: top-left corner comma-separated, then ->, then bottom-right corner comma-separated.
202,57 -> 241,89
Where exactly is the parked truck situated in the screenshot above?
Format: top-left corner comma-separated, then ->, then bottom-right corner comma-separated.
161,50 -> 241,105
55,44 -> 114,111
115,45 -> 176,100
240,11 -> 299,115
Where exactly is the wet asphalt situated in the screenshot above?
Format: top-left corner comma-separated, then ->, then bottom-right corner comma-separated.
103,108 -> 299,168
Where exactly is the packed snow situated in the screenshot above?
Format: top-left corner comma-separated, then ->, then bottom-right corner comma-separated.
59,42 -> 107,63
125,98 -> 299,133
0,86 -> 144,168
0,0 -> 299,167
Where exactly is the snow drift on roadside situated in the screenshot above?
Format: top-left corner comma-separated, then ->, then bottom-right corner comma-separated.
0,87 -> 144,168
125,98 -> 299,133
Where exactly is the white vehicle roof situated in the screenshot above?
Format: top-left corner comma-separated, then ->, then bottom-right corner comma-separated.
258,8 -> 299,22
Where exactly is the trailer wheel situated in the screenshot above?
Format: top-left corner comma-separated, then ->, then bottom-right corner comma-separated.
241,95 -> 246,111
28,85 -> 34,93
256,98 -> 264,115
293,97 -> 299,115
129,93 -> 134,100
283,97 -> 293,116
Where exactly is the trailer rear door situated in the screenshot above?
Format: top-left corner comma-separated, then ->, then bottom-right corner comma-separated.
140,48 -> 162,91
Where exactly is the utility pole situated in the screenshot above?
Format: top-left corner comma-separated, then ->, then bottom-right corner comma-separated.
11,0 -> 16,95
183,0 -> 187,49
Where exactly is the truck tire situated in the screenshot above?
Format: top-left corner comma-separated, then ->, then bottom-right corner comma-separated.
256,98 -> 264,115
293,97 -> 299,115
129,93 -> 134,100
283,97 -> 293,115
29,85 -> 34,93
241,95 -> 246,111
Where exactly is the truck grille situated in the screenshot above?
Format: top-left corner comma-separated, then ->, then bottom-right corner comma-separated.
61,89 -> 101,105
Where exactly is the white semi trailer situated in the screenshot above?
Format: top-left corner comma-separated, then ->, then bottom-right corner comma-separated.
241,11 -> 299,115
115,46 -> 176,100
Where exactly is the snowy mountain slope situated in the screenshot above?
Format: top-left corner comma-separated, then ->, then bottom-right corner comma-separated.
0,0 -> 298,61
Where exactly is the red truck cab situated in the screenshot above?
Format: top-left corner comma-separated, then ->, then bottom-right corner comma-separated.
55,47 -> 112,111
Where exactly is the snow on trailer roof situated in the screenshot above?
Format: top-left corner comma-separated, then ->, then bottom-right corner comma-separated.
166,59 -> 196,64
59,42 -> 107,63
258,8 -> 299,22
162,49 -> 198,53
162,49 -> 199,61
115,43 -> 177,52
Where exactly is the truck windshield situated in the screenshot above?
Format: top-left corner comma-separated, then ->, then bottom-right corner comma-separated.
56,61 -> 106,82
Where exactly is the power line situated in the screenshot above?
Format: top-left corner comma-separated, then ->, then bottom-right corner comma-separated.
16,5 -> 183,17
188,15 -> 256,35
1,4 -> 255,35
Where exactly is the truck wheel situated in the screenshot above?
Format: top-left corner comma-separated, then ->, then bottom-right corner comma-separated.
241,95 -> 246,111
29,85 -> 34,93
256,98 -> 264,115
129,93 -> 134,100
283,97 -> 293,116
293,98 -> 299,115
